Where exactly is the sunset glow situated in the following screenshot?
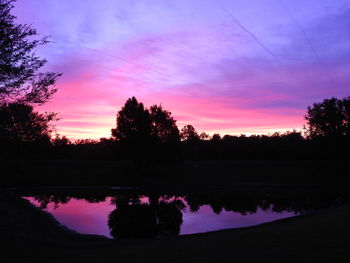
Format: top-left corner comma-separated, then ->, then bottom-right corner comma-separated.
14,0 -> 350,139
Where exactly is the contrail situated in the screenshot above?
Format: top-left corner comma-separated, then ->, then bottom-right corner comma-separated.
276,0 -> 321,61
52,37 -> 189,84
219,3 -> 278,59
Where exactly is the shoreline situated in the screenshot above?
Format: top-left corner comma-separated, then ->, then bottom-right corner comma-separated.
2,184 -> 350,262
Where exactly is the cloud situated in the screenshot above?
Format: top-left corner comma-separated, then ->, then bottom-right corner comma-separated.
276,7 -> 350,61
14,0 -> 350,139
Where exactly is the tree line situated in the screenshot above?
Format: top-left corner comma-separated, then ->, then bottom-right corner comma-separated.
1,96 -> 349,162
0,0 -> 349,163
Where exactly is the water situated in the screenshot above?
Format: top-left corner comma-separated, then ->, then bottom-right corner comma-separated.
20,188 -> 347,239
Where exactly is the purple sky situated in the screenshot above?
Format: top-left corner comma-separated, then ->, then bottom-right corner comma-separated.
14,0 -> 350,139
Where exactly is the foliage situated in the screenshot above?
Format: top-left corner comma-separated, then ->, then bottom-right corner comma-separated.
305,97 -> 350,138
111,97 -> 181,163
51,134 -> 71,146
149,104 -> 180,143
0,0 -> 61,105
108,195 -> 184,238
211,133 -> 221,142
4,96 -> 349,162
180,125 -> 199,142
111,97 -> 151,143
0,102 -> 56,142
112,97 -> 180,144
199,132 -> 209,140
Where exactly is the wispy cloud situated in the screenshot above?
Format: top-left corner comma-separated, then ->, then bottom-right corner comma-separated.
14,0 -> 350,139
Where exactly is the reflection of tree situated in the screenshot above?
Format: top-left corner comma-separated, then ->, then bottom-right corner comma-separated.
79,195 -> 106,204
33,193 -> 106,209
185,192 -> 349,216
108,195 -> 184,238
108,204 -> 157,238
110,194 -> 141,207
28,191 -> 350,238
34,195 -> 71,209
157,201 -> 183,235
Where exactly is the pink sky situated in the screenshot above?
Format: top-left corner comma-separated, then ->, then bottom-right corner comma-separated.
14,0 -> 350,139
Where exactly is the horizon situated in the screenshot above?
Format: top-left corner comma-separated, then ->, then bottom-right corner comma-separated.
13,0 -> 350,139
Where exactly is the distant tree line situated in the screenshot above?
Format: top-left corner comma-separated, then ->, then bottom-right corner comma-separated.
1,96 -> 349,163
1,1 -> 349,165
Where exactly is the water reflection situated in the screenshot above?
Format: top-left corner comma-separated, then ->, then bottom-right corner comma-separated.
108,196 -> 183,238
21,190 -> 349,238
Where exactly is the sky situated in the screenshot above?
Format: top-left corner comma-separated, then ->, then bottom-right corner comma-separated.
13,0 -> 350,139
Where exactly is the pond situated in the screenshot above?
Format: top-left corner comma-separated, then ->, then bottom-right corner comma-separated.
19,188 -> 347,239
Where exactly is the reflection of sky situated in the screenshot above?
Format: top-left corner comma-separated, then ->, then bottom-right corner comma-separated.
25,197 -> 115,238
181,205 -> 296,235
25,197 -> 297,238
12,0 -> 350,139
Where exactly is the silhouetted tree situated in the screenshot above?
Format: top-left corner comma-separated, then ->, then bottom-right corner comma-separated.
305,97 -> 350,165
211,133 -> 222,142
199,132 -> 209,140
111,97 -> 152,162
149,104 -> 180,144
180,125 -> 199,142
0,103 -> 56,142
111,98 -> 181,164
0,0 -> 61,105
0,103 -> 55,160
51,134 -> 70,147
111,97 -> 151,142
149,104 -> 180,163
305,97 -> 350,138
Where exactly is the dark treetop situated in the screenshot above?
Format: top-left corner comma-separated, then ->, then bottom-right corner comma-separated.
0,0 -> 61,105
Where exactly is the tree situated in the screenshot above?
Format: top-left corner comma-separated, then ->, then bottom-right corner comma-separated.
149,104 -> 181,163
111,97 -> 151,143
305,97 -> 350,173
0,102 -> 56,161
211,133 -> 222,142
149,104 -> 180,144
305,97 -> 350,138
199,132 -> 209,140
0,0 -> 61,105
111,98 -> 181,164
51,134 -> 70,147
180,125 -> 199,142
0,102 -> 56,142
111,97 -> 152,163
